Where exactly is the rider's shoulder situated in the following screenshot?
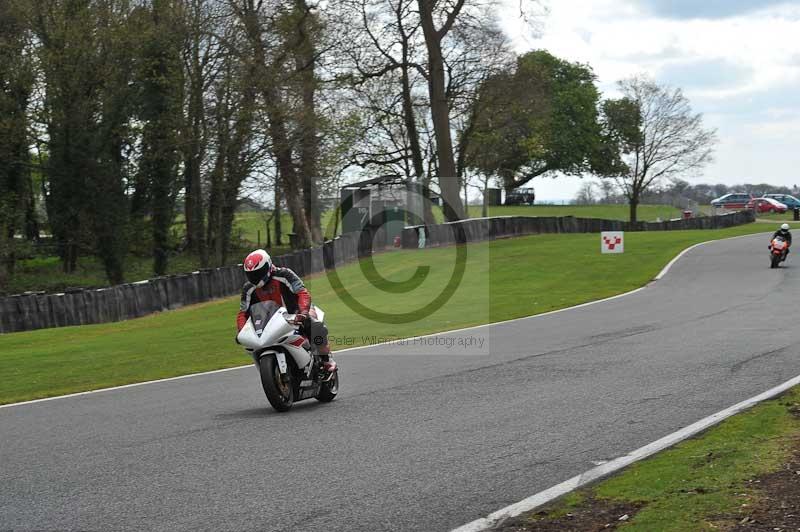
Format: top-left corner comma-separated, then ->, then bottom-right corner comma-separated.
271,267 -> 305,290
273,266 -> 299,278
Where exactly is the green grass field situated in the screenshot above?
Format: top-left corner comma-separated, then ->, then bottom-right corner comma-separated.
5,253 -> 220,296
464,204 -> 680,221
758,211 -> 797,221
233,204 -> 682,244
233,210 -> 340,248
519,386 -> 800,531
0,221 -> 794,405
3,204 -> 680,296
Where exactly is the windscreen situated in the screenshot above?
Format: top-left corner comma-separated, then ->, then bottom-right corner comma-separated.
249,301 -> 280,336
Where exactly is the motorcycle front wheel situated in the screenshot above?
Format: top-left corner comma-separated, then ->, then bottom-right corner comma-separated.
259,356 -> 294,412
316,371 -> 339,403
771,254 -> 780,269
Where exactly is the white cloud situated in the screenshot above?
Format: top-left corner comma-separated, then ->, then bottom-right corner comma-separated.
498,0 -> 800,197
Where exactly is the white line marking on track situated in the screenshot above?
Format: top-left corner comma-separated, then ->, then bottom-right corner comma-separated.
654,233 -> 760,281
0,284 -> 652,409
451,371 -> 800,532
654,242 -> 706,280
0,231 -> 766,410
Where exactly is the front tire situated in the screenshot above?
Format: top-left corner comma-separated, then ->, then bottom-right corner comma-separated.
771,254 -> 780,269
259,356 -> 294,412
316,371 -> 339,403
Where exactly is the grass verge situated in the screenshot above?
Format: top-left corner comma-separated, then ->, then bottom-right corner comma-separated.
0,221 -> 795,405
233,205 -> 682,245
5,252 -> 248,296
503,386 -> 800,531
3,205 -> 680,296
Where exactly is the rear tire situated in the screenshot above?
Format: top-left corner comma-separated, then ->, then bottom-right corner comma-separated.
316,371 -> 339,403
259,356 -> 294,412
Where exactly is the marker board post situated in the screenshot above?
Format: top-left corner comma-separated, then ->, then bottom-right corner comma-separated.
601,232 -> 624,254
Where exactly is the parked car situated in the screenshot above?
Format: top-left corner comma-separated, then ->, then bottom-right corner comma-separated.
504,188 -> 536,206
764,194 -> 800,210
710,193 -> 752,209
746,197 -> 788,214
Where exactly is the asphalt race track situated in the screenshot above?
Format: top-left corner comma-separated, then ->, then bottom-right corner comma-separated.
3,232 -> 800,532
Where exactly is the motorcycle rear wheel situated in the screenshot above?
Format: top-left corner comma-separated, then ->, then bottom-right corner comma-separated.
316,371 -> 339,403
259,356 -> 294,412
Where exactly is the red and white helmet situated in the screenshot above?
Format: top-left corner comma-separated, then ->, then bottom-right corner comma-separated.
243,249 -> 273,285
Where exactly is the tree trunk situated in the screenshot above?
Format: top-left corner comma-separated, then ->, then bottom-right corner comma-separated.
463,177 -> 469,215
184,87 -> 205,257
266,95 -> 312,248
274,181 -> 282,246
151,158 -> 175,276
332,203 -> 340,238
417,0 -> 465,222
400,45 -> 426,226
24,174 -> 39,242
422,173 -> 436,225
206,152 -> 225,265
219,180 -> 239,266
0,226 -> 10,286
184,6 -> 206,259
294,0 -> 322,244
92,132 -> 128,285
629,195 -> 639,223
141,2 -> 182,276
237,4 -> 312,249
482,180 -> 489,218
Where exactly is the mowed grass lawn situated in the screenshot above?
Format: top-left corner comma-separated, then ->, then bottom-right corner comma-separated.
517,386 -> 800,531
465,204 -> 680,221
0,222 -> 791,405
233,204 -> 682,244
3,205 -> 681,296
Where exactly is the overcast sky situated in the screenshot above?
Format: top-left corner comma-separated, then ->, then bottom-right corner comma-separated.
498,0 -> 800,201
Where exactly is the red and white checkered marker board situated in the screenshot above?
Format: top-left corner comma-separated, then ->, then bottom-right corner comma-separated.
601,231 -> 624,254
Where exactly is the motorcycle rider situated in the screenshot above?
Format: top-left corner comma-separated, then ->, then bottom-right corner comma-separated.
237,249 -> 336,373
772,223 -> 792,256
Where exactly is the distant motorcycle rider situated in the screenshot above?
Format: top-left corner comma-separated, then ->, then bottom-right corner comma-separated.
237,249 -> 336,373
769,224 -> 792,259
771,223 -> 792,255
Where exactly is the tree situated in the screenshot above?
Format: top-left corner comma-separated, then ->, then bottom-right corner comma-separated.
290,0 -> 323,243
34,0 -> 110,275
0,0 -> 34,284
205,55 -> 260,266
574,182 -> 597,205
137,0 -> 185,275
338,0 -> 513,224
601,76 -> 717,223
465,50 -> 609,191
417,0 -> 466,221
336,0 -> 436,224
449,12 -> 514,217
232,0 -> 315,249
90,0 -> 139,284
597,179 -> 618,203
181,0 -> 223,259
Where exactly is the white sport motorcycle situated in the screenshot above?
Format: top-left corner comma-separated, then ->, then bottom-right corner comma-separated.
236,301 -> 339,412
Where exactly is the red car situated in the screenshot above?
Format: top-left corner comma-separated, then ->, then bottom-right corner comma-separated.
746,197 -> 788,213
